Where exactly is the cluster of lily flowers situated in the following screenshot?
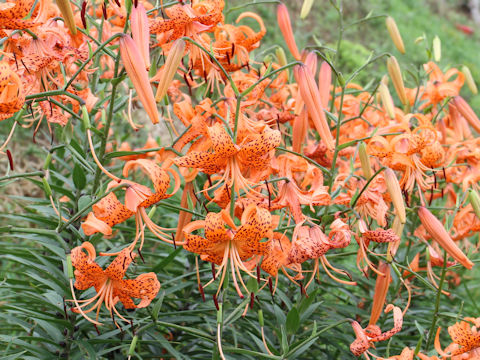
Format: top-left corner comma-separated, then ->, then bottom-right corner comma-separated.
1,0 -> 480,358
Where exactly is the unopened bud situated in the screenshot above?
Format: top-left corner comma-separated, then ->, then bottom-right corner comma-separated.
56,0 -> 77,35
452,96 -> 480,133
276,47 -> 287,67
387,56 -> 407,106
277,4 -> 301,60
358,142 -> 373,180
385,16 -> 405,54
300,0 -> 314,19
119,35 -> 159,124
418,206 -> 474,269
154,39 -> 185,102
468,189 -> 480,220
432,36 -> 441,62
379,83 -> 395,119
462,65 -> 477,94
384,168 -> 406,223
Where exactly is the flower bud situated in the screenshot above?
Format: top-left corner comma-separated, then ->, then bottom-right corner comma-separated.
387,56 -> 407,106
433,35 -> 441,62
56,0 -> 77,35
294,65 -> 335,150
300,0 -> 314,19
358,142 -> 373,180
379,83 -> 395,119
276,46 -> 287,67
130,3 -> 150,69
452,96 -> 480,133
468,189 -> 480,220
369,262 -> 391,326
385,16 -> 405,54
462,65 -> 477,94
119,34 -> 159,124
318,61 -> 332,109
418,206 -> 474,269
384,168 -> 406,223
153,39 -> 185,102
277,4 -> 301,60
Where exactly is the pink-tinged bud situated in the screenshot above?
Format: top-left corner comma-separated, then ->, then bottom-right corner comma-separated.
153,39 -> 185,102
119,34 -> 159,124
384,168 -> 406,223
294,64 -> 335,150
369,262 -> 391,326
292,111 -> 308,153
130,3 -> 150,69
56,0 -> 77,34
277,4 -> 301,61
387,56 -> 407,106
418,206 -> 474,269
385,16 -> 405,54
318,61 -> 331,109
452,96 -> 480,133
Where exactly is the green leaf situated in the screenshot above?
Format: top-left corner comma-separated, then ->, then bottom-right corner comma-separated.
286,307 -> 300,334
73,163 -> 87,190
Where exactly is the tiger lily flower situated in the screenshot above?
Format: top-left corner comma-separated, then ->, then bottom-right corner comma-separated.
119,34 -> 159,124
174,122 -> 281,194
182,205 -> 273,298
0,0 -> 41,36
0,62 -> 25,121
435,318 -> 480,358
82,159 -> 181,250
350,304 -> 403,357
69,242 -> 160,327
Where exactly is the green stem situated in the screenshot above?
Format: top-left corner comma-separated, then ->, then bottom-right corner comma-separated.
425,250 -> 448,351
0,171 -> 44,182
90,54 -> 122,196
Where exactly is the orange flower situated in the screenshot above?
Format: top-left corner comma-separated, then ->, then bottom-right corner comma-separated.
82,159 -> 180,250
69,242 -> 160,326
0,61 -> 25,120
350,304 -> 403,357
182,205 -> 273,297
174,122 -> 281,194
0,0 -> 41,36
435,318 -> 480,358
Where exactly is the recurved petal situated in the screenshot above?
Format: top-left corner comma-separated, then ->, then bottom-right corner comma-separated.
81,212 -> 113,236
115,272 -> 160,309
448,321 -> 479,351
205,212 -> 231,243
239,127 -> 281,159
183,233 -> 227,265
174,151 -> 225,174
104,247 -> 136,281
363,228 -> 400,243
123,159 -> 172,206
92,192 -> 135,227
207,123 -> 239,157
71,242 -> 105,290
